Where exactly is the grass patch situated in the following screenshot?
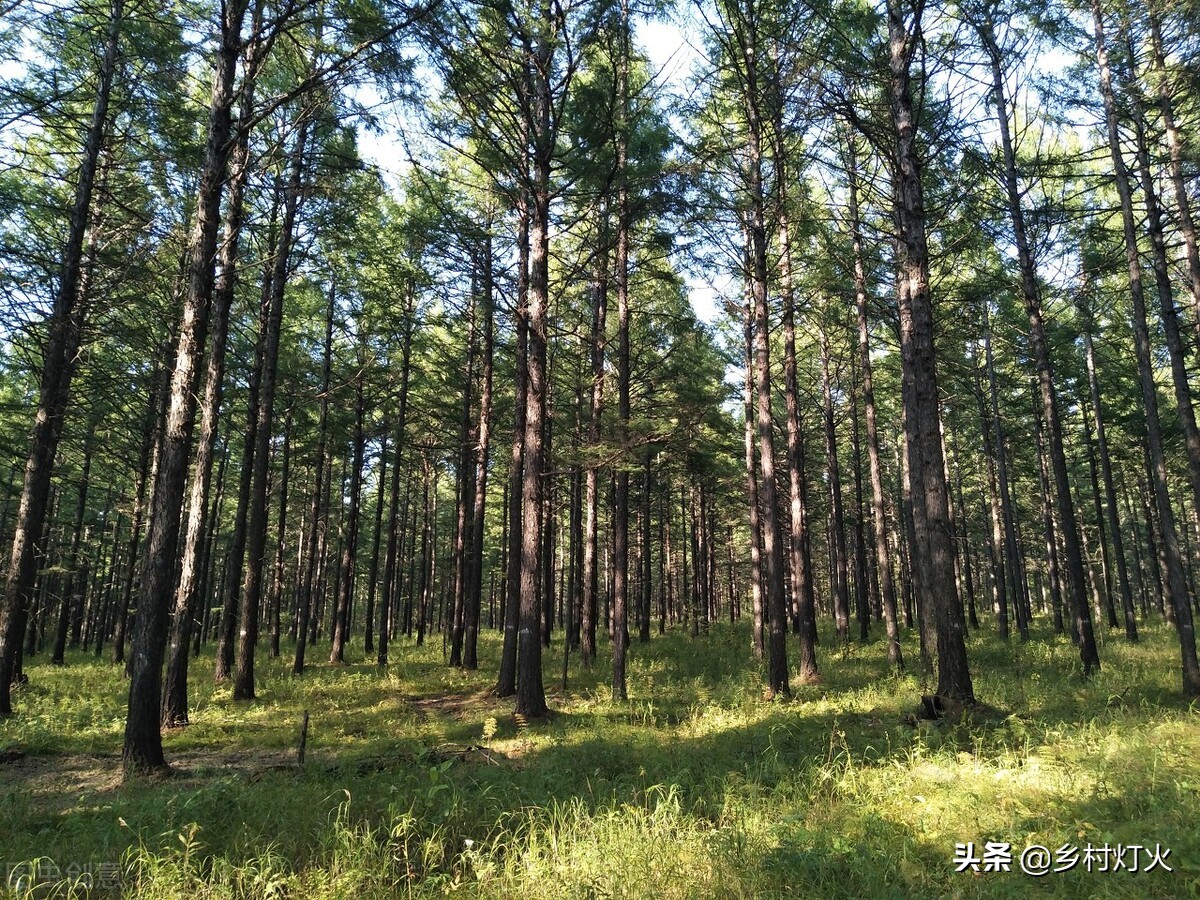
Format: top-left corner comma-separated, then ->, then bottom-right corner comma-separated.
1,621 -> 1197,898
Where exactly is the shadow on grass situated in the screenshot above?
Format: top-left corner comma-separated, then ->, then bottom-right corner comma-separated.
0,620 -> 1196,898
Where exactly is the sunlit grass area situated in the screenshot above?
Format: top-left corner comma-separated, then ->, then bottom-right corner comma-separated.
1,620 -> 1197,898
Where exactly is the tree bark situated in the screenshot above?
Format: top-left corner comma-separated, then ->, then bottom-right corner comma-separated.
887,0 -> 973,701
464,240 -> 494,670
123,0 -> 248,774
1,0 -> 124,716
235,106 -> 313,699
1082,325 -> 1137,640
1091,0 -> 1197,695
293,280 -> 336,675
163,60 -> 257,722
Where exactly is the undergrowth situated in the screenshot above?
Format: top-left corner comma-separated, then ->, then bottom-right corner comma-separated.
0,620 -> 1196,898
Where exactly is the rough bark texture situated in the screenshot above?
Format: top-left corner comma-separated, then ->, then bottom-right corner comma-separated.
0,0 -> 124,717
887,0 -> 973,702
123,0 -> 247,774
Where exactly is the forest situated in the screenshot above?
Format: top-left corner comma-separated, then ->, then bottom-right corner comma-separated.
0,0 -> 1198,896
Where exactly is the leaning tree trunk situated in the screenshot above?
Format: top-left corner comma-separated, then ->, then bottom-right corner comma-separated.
1147,12 -> 1200,349
976,13 -> 1097,670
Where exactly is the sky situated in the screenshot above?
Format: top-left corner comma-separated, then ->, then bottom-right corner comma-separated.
352,12 -> 729,327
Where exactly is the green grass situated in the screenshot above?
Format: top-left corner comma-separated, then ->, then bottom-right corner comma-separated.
1,619 -> 1197,898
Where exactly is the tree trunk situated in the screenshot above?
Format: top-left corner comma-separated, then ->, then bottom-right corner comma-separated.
52,427 -> 94,665
1147,12 -> 1200,349
378,288 -> 414,666
515,46 -> 552,716
123,0 -> 248,774
1091,0 -> 1198,695
821,327 -> 851,646
235,108 -> 313,699
497,206 -> 529,697
779,130 -> 818,678
329,347 -> 367,667
465,237 -> 495,670
267,409 -> 294,658
293,280 -> 336,675
163,66 -> 257,722
0,0 -> 124,717
449,295 -> 478,667
1082,326 -> 1137,640
887,0 -> 973,701
743,294 -> 765,661
984,319 -> 1027,640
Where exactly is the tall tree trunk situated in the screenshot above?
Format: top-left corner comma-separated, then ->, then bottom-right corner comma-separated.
293,281 -> 336,675
611,0 -> 632,701
976,13 -> 1096,667
778,129 -> 818,678
743,292 -> 765,661
497,206 -> 529,697
887,0 -> 973,701
449,296 -> 478,667
1082,325 -> 1137,640
0,0 -> 124,716
235,108 -> 313,699
123,0 -> 248,774
163,60 -> 257,722
378,288 -> 413,666
515,34 -> 552,716
216,198 -> 280,682
1092,0 -> 1198,695
580,206 -> 607,669
821,327 -> 851,646
465,238 -> 495,670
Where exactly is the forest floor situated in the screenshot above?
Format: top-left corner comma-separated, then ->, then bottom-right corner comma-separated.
0,620 -> 1197,898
